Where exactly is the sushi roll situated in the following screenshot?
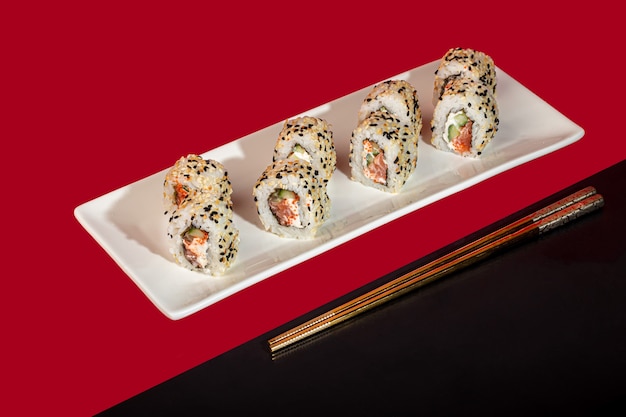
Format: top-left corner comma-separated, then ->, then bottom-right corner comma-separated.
358,79 -> 422,138
163,153 -> 239,275
163,154 -> 232,212
430,77 -> 499,158
349,110 -> 417,193
253,159 -> 330,239
272,116 -> 336,183
432,47 -> 497,105
166,191 -> 239,276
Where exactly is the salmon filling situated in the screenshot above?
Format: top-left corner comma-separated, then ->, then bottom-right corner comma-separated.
269,189 -> 303,228
445,111 -> 473,153
363,140 -> 387,184
182,227 -> 209,268
174,183 -> 190,206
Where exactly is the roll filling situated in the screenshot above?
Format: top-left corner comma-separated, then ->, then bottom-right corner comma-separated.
182,227 -> 209,268
444,111 -> 473,154
287,143 -> 312,164
362,139 -> 387,185
268,188 -> 303,228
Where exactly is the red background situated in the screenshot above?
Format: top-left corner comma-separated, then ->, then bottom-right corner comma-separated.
3,2 -> 624,415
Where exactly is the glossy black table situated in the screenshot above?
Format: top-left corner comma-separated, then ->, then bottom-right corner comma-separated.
100,160 -> 626,416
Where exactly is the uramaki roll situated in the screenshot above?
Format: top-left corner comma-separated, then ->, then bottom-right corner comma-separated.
432,47 -> 497,105
166,191 -> 239,276
358,79 -> 422,139
163,154 -> 232,212
430,77 -> 499,158
272,116 -> 336,183
253,159 -> 330,239
349,110 -> 417,193
163,153 -> 239,275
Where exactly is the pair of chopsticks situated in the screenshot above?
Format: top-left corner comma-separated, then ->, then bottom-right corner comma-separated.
268,186 -> 605,355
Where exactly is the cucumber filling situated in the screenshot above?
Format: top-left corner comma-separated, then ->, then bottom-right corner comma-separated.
446,111 -> 469,141
444,110 -> 473,153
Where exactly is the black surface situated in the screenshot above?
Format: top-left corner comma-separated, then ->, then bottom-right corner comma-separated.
100,160 -> 626,417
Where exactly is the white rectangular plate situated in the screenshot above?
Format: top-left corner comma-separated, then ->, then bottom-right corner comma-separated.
74,60 -> 584,320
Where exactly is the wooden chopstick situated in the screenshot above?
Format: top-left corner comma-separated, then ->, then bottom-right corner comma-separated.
268,187 -> 604,354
